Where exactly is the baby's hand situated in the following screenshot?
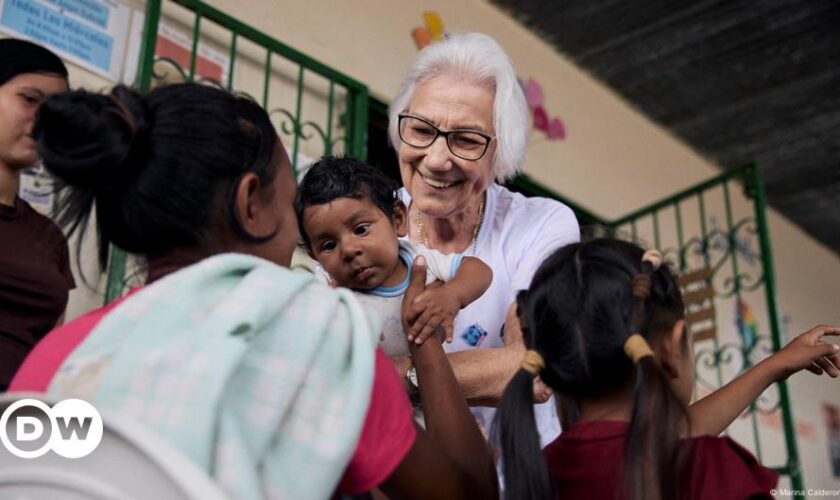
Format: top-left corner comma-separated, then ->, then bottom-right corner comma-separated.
769,324 -> 840,380
407,284 -> 461,345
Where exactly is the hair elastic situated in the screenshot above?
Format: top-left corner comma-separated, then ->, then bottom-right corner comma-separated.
624,334 -> 654,364
642,249 -> 663,270
632,274 -> 652,299
521,350 -> 545,375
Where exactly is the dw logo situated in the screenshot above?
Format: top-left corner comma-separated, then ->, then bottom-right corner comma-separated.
0,398 -> 103,459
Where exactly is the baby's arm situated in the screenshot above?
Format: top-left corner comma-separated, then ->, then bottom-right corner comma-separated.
406,257 -> 492,344
688,324 -> 840,437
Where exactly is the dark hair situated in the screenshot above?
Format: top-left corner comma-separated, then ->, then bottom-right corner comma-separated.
0,39 -> 68,86
33,83 -> 279,268
496,238 -> 688,500
294,156 -> 398,248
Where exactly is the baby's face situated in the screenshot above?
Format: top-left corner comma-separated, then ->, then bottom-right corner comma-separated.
304,197 -> 407,290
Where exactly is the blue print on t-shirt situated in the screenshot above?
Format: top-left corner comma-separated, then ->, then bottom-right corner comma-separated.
461,324 -> 487,347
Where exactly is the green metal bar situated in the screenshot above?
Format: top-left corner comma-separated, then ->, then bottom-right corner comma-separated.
104,251 -> 127,304
188,14 -> 202,81
723,180 -> 763,458
170,0 -> 367,92
652,209 -> 661,250
722,182 -> 741,297
349,86 -> 369,161
698,193 -> 710,267
344,93 -> 353,155
262,51 -> 272,107
291,65 -> 305,175
106,0 -> 163,304
325,81 -> 334,156
630,220 -> 637,241
697,190 -> 727,433
134,0 -> 162,90
675,202 -> 685,271
749,164 -> 804,498
612,165 -> 752,226
226,32 -> 237,90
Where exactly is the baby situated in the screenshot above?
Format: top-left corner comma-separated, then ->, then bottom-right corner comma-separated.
294,156 -> 492,359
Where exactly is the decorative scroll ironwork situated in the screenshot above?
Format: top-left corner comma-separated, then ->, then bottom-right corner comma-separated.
679,217 -> 764,299
693,334 -> 781,415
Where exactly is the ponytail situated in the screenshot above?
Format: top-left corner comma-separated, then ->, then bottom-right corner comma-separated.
624,356 -> 688,500
497,367 -> 552,500
623,250 -> 689,500
496,291 -> 552,499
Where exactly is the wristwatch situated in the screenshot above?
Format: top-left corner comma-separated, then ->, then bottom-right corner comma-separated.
405,363 -> 421,406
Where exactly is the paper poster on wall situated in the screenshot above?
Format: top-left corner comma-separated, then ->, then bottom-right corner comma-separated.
0,0 -> 131,81
18,164 -> 56,216
121,13 -> 230,86
154,23 -> 229,84
121,16 -> 231,86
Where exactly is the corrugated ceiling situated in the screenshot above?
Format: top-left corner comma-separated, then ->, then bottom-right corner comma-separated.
491,0 -> 840,257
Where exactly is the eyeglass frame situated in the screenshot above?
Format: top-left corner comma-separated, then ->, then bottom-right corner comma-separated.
397,113 -> 495,161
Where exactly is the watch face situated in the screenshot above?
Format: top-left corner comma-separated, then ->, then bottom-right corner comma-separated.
408,367 -> 419,387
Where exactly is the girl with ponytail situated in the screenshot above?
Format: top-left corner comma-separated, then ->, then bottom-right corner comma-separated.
497,238 -> 840,500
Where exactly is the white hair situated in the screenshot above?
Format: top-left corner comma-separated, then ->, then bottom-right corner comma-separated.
388,32 -> 529,181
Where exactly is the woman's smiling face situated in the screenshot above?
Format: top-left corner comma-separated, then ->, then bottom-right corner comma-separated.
398,75 -> 496,219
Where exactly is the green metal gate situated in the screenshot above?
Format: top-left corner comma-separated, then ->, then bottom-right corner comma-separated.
111,1 -> 801,496
611,164 -> 801,496
105,0 -> 369,302
516,164 -> 803,497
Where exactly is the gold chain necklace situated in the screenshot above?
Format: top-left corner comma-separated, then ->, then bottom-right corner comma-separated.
414,193 -> 486,254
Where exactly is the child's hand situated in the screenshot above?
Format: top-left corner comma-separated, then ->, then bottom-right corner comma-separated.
769,324 -> 840,380
407,284 -> 461,345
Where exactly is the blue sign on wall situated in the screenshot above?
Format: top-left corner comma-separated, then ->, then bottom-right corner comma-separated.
43,0 -> 110,29
2,0 -> 112,72
0,0 -> 130,81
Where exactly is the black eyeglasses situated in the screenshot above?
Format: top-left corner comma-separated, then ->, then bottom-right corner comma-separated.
398,114 -> 494,161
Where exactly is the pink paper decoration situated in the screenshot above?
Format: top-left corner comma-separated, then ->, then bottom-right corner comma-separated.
547,118 -> 566,140
524,78 -> 544,110
533,106 -> 549,131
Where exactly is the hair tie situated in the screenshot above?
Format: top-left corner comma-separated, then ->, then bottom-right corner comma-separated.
624,334 -> 654,364
521,350 -> 545,375
632,274 -> 652,299
642,249 -> 663,270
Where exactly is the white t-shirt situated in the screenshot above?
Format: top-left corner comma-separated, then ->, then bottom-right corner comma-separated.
401,183 -> 580,447
316,240 -> 462,357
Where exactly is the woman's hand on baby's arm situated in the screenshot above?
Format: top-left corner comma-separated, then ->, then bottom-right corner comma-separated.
407,285 -> 460,344
404,256 -> 492,345
766,324 -> 840,380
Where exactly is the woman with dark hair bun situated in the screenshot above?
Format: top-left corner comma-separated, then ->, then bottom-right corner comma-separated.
10,83 -> 497,499
0,38 -> 72,391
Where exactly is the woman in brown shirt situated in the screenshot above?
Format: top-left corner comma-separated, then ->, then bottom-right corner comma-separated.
0,39 -> 73,390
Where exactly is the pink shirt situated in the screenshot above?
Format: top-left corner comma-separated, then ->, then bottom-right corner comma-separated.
11,292 -> 416,494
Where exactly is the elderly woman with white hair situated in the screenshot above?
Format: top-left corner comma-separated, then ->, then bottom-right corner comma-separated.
390,32 -> 579,445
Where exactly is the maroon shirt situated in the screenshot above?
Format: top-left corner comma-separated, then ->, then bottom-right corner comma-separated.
544,421 -> 778,500
0,198 -> 74,390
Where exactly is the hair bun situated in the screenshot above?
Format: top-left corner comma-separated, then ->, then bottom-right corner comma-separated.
34,87 -> 149,191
